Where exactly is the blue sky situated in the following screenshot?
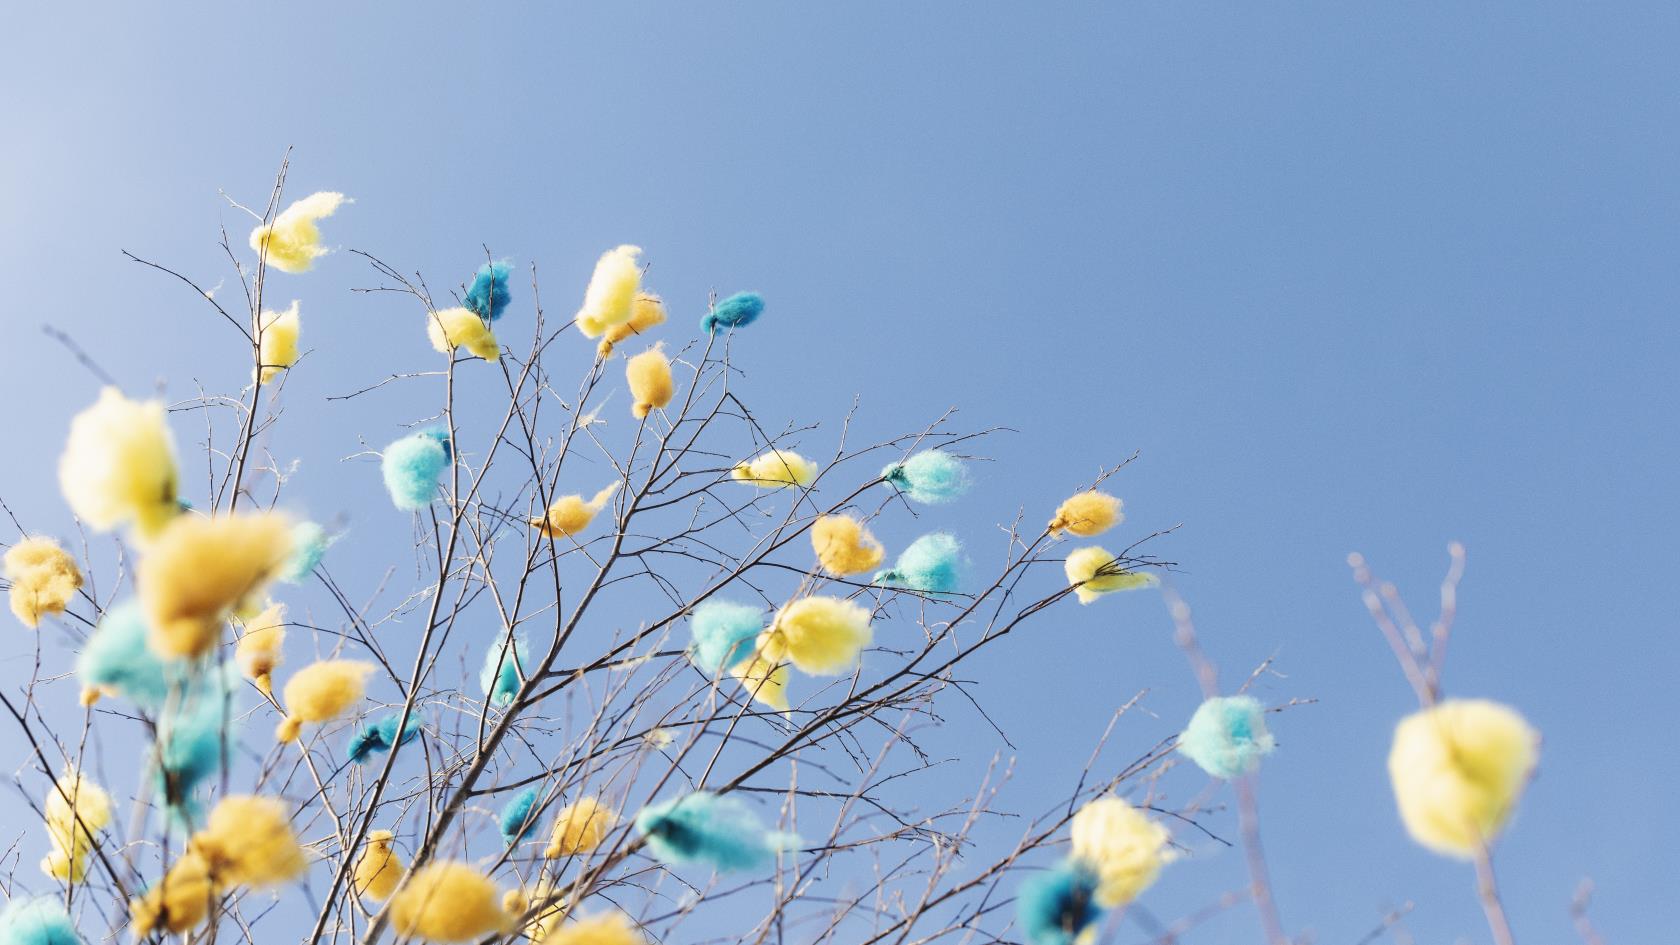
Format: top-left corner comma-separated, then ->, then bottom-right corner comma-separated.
2,2 -> 1676,942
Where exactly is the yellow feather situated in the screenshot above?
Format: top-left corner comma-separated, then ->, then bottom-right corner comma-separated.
1063,546 -> 1157,604
1388,699 -> 1539,857
139,512 -> 294,659
731,450 -> 818,488
761,596 -> 872,676
247,191 -> 346,274
189,794 -> 307,887
597,293 -> 666,357
729,651 -> 791,712
544,912 -> 644,945
235,603 -> 286,697
543,797 -> 616,858
130,851 -> 216,936
532,483 -> 619,539
276,659 -> 374,743
626,345 -> 673,419
1069,796 -> 1172,908
1050,491 -> 1123,537
575,245 -> 642,339
58,387 -> 179,539
354,829 -> 406,900
811,515 -> 885,575
427,307 -> 501,361
256,300 -> 302,383
4,536 -> 82,628
389,861 -> 512,942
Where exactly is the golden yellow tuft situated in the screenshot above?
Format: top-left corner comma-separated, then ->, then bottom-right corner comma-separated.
1070,795 -> 1172,908
354,829 -> 406,900
1050,490 -> 1124,537
532,483 -> 619,540
139,512 -> 294,659
1388,699 -> 1539,858
275,659 -> 375,743
256,300 -> 302,383
731,450 -> 818,489
762,596 -> 872,676
575,245 -> 643,339
543,797 -> 616,858
427,306 -> 501,361
543,912 -> 645,945
5,536 -> 83,628
58,387 -> 179,539
597,293 -> 666,357
41,770 -> 111,883
389,861 -> 512,943
130,851 -> 217,937
1063,546 -> 1157,604
730,651 -> 791,712
248,191 -> 346,274
626,345 -> 674,419
235,603 -> 286,697
189,794 -> 308,887
811,515 -> 885,575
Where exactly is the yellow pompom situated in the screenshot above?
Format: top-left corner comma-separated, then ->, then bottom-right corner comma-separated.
235,603 -> 286,697
730,651 -> 791,712
130,851 -> 217,937
544,912 -> 644,945
389,861 -> 512,943
761,596 -> 872,676
597,293 -> 666,357
5,536 -> 83,628
256,300 -> 302,383
139,512 -> 294,659
1070,796 -> 1172,908
58,387 -> 179,539
1063,546 -> 1157,604
543,797 -> 616,858
532,483 -> 619,539
41,847 -> 88,883
354,829 -> 406,900
575,245 -> 643,339
427,307 -> 501,362
506,883 -> 570,943
625,345 -> 673,419
189,794 -> 307,887
248,191 -> 347,274
811,515 -> 885,575
1050,491 -> 1124,537
41,771 -> 110,883
1388,699 -> 1539,858
275,659 -> 375,743
731,450 -> 818,489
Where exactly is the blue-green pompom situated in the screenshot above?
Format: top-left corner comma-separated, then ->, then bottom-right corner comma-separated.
635,791 -> 798,873
480,634 -> 530,707
79,599 -> 180,710
700,292 -> 763,334
881,450 -> 969,504
1177,695 -> 1276,779
1017,860 -> 1104,945
279,520 -> 331,583
346,712 -> 422,763
382,429 -> 452,510
500,786 -> 542,847
0,897 -> 85,945
465,260 -> 513,322
687,600 -> 765,673
874,533 -> 965,594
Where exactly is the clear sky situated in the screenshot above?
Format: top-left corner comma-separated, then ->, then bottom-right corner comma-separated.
2,3 -> 1675,943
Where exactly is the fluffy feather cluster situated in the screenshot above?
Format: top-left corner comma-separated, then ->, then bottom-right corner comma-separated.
1069,796 -> 1171,908
465,260 -> 513,321
874,533 -> 964,594
480,634 -> 531,707
256,301 -> 302,383
1063,546 -> 1157,604
0,897 -> 84,945
1049,490 -> 1123,537
1178,695 -> 1276,779
635,791 -> 798,873
626,345 -> 674,418
129,850 -> 216,936
880,450 -> 969,504
575,245 -> 644,339
1388,698 -> 1539,857
153,665 -> 240,819
700,291 -> 763,334
78,600 -> 177,708
427,307 -> 500,361
544,796 -> 616,858
188,794 -> 308,887
731,449 -> 817,488
685,601 -> 790,710
354,829 -> 406,899
598,293 -> 666,357
5,536 -> 82,628
541,912 -> 644,945
347,712 -> 422,763
234,602 -> 286,696
279,519 -> 331,583
140,512 -> 294,658
383,429 -> 453,510
532,483 -> 618,539
501,787 -> 543,847
389,862 -> 512,942
248,191 -> 347,274
1017,860 -> 1103,945
761,596 -> 872,676
811,515 -> 885,574
58,387 -> 179,540
41,771 -> 110,883
275,659 -> 374,742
